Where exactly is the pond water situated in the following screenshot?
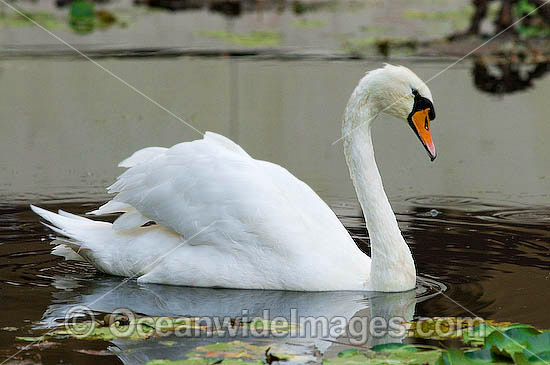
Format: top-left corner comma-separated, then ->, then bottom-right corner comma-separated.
1,58 -> 550,364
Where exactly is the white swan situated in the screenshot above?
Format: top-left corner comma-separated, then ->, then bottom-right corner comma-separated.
31,64 -> 436,292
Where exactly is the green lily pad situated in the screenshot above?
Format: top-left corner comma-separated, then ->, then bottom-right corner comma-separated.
485,327 -> 541,357
409,317 -> 485,341
323,352 -> 369,364
463,323 -> 538,346
337,348 -> 361,358
523,332 -> 550,363
464,347 -> 498,363
437,349 -> 474,364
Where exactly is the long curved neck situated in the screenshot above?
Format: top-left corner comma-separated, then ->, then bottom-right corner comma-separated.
343,93 -> 416,292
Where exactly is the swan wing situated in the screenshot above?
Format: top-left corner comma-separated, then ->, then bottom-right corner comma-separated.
33,133 -> 370,289
98,132 -> 351,253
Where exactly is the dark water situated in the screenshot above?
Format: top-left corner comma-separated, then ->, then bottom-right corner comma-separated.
1,58 -> 550,363
2,197 -> 550,364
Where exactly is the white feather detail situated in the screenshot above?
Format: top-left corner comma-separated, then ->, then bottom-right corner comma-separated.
113,210 -> 151,230
118,147 -> 168,168
87,200 -> 133,215
52,244 -> 86,262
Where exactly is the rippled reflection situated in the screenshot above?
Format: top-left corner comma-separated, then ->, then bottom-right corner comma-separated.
36,276 -> 442,363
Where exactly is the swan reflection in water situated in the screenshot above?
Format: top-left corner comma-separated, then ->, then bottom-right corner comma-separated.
39,277 -> 443,364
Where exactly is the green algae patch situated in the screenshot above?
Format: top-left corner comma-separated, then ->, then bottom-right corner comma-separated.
294,19 -> 326,28
198,30 -> 282,47
403,7 -> 473,31
0,11 -> 65,29
403,7 -> 474,22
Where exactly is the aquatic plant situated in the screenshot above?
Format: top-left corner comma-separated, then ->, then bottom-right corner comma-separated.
15,315 -> 550,364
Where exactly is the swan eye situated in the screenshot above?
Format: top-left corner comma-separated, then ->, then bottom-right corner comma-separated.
411,89 -> 419,96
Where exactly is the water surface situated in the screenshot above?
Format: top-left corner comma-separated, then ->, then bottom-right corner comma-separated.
1,58 -> 549,363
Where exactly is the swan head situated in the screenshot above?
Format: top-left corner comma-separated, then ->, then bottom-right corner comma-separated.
349,64 -> 437,160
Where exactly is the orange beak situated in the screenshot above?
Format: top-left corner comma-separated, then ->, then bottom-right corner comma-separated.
408,107 -> 436,161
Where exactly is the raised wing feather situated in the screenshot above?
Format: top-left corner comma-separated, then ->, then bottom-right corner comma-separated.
105,132 -> 353,253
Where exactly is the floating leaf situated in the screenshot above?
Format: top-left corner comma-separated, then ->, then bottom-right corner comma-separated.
485,327 -> 541,357
464,347 -> 498,362
437,349 -> 473,364
323,352 -> 369,364
337,348 -> 361,358
463,322 -> 538,346
523,332 -> 550,362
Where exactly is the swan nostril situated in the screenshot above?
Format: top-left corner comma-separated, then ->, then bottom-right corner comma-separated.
424,116 -> 429,131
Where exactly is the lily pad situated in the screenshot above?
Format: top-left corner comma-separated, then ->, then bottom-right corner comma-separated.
337,348 -> 361,358
464,347 -> 499,363
409,317 -> 484,341
463,322 -> 537,346
485,327 -> 541,357
523,332 -> 550,362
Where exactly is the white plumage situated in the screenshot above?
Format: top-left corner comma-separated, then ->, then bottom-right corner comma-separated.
32,64 -> 436,292
32,132 -> 369,290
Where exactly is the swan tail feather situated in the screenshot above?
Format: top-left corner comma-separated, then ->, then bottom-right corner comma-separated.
87,200 -> 133,215
31,205 -> 183,278
30,205 -> 118,270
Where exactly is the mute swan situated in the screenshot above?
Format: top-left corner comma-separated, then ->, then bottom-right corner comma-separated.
31,64 -> 436,292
